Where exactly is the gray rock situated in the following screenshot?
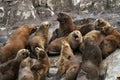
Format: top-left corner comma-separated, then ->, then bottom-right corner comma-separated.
100,49 -> 120,80
2,0 -> 39,26
49,67 -> 58,75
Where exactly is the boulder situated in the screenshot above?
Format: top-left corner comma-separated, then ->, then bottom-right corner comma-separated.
100,49 -> 120,80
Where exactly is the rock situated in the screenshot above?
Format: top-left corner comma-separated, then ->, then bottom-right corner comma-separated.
16,0 -> 38,21
74,18 -> 96,25
100,49 -> 120,80
47,0 -> 74,12
0,6 -> 4,23
31,0 -> 47,7
49,67 -> 58,76
2,0 -> 39,26
36,7 -> 55,19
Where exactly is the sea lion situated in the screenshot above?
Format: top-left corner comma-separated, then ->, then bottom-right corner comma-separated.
0,24 -> 37,63
0,49 -> 30,80
79,39 -> 102,80
54,40 -> 81,80
99,26 -> 120,59
49,12 -> 76,43
47,30 -> 83,54
18,57 -> 34,80
92,18 -> 120,59
28,21 -> 51,57
31,47 -> 50,80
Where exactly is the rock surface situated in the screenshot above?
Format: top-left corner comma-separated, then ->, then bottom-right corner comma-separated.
100,49 -> 120,80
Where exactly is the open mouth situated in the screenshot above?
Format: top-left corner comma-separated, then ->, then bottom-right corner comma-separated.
74,34 -> 79,40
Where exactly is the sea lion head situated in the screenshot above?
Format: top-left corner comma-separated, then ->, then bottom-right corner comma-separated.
57,12 -> 71,24
39,21 -> 51,29
71,30 -> 83,44
94,18 -> 111,31
35,47 -> 46,59
15,49 -> 30,61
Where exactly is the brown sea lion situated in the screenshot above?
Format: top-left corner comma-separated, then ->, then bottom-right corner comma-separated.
47,30 -> 83,54
18,57 -> 34,80
53,40 -> 81,80
92,18 -> 120,59
0,24 -> 37,63
31,47 -> 50,80
0,49 -> 30,80
28,21 -> 51,57
49,12 -> 76,43
99,26 -> 120,59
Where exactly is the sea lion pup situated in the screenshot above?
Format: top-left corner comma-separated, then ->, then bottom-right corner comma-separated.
31,47 -> 50,80
18,57 -> 34,80
49,12 -> 76,43
28,21 -> 51,57
47,30 -> 83,54
53,40 -> 81,80
0,49 -> 30,80
79,39 -> 102,80
0,24 -> 37,63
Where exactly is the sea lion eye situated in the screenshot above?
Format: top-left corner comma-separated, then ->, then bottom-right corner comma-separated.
22,53 -> 25,56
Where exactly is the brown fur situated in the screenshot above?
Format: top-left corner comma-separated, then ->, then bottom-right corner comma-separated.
77,23 -> 95,36
0,49 -> 30,80
93,18 -> 111,31
79,39 -> 102,80
99,26 -> 120,59
54,40 -> 81,80
79,61 -> 99,80
47,30 -> 83,54
83,30 -> 105,45
31,47 -> 50,80
92,18 -> 120,59
49,12 -> 76,43
28,21 -> 51,57
82,39 -> 102,68
0,25 -> 37,63
18,57 -> 34,80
